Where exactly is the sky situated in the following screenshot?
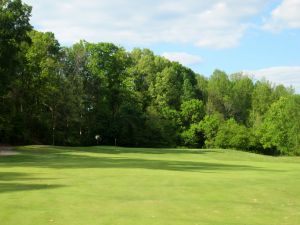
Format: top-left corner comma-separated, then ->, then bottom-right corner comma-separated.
24,0 -> 300,92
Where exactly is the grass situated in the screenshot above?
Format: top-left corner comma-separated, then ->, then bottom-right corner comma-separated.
0,146 -> 300,225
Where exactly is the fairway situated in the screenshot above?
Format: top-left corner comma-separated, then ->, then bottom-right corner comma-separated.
0,146 -> 300,225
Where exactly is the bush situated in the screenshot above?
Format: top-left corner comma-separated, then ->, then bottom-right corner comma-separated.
215,118 -> 250,150
180,123 -> 204,148
198,114 -> 223,148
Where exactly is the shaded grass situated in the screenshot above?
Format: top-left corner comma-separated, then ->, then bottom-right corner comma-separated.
0,146 -> 300,225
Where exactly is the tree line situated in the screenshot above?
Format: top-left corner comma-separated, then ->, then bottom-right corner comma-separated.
1,0 -> 300,155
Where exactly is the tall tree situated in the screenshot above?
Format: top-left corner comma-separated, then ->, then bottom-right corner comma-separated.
0,0 -> 32,94
250,80 -> 274,128
150,63 -> 183,110
230,73 -> 254,124
22,31 -> 63,145
85,42 -> 130,144
63,41 -> 88,145
206,70 -> 231,118
259,96 -> 300,155
0,0 -> 32,143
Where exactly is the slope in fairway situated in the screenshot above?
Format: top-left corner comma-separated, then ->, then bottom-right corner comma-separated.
0,146 -> 300,225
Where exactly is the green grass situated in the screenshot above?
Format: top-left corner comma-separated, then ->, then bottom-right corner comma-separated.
1,146 -> 300,225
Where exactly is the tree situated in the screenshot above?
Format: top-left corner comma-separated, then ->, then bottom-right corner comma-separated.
0,0 -> 32,143
195,74 -> 208,102
206,70 -> 231,118
1,2 -> 299,152
85,42 -> 131,145
215,118 -> 251,150
181,123 -> 204,147
181,67 -> 199,102
259,96 -> 300,155
62,41 -> 89,145
19,30 -> 64,145
230,73 -> 254,124
199,114 -> 223,148
0,0 -> 32,94
250,80 -> 274,127
150,63 -> 183,110
142,106 -> 178,147
180,99 -> 205,127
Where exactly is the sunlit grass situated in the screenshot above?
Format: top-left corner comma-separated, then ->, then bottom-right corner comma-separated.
0,146 -> 300,225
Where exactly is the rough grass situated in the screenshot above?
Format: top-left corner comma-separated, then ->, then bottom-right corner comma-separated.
0,145 -> 300,225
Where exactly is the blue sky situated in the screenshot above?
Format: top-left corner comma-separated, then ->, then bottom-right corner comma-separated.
24,0 -> 300,92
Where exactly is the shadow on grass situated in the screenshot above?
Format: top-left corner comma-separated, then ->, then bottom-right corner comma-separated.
0,147 -> 282,173
0,183 -> 64,194
13,145 -> 217,155
0,172 -> 65,194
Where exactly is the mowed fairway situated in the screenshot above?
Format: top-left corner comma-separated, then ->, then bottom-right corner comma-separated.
0,146 -> 300,225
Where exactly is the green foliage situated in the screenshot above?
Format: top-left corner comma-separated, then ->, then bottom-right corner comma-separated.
180,99 -> 205,126
195,74 -> 208,101
181,123 -> 204,147
0,0 -> 32,94
230,73 -> 254,123
215,118 -> 251,150
1,1 -> 300,155
84,42 -> 131,141
249,80 -> 274,127
150,65 -> 182,109
272,84 -> 294,101
198,114 -> 223,148
143,106 -> 178,147
22,31 -> 63,144
206,70 -> 232,118
180,99 -> 205,147
0,0 -> 32,143
259,96 -> 300,155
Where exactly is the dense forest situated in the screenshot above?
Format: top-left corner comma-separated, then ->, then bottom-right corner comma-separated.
1,0 -> 300,155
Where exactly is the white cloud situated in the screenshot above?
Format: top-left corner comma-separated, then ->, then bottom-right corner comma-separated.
161,52 -> 203,66
243,66 -> 300,93
263,0 -> 300,31
24,0 -> 269,49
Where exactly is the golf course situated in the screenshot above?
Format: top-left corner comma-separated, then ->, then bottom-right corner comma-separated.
2,0 -> 300,224
0,146 -> 299,225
